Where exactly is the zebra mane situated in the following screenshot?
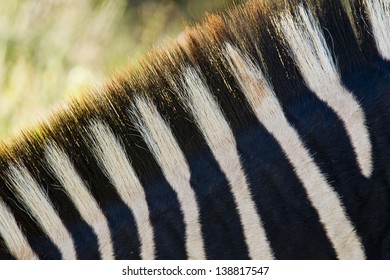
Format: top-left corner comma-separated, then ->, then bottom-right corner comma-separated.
0,0 -> 389,259
1,0 -> 387,178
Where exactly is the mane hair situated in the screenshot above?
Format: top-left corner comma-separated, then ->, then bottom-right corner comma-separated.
2,0 -> 387,181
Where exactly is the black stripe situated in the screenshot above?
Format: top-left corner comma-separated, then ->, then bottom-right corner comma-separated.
236,119 -> 337,259
188,142 -> 250,259
143,177 -> 187,259
0,236 -> 16,260
340,61 -> 390,259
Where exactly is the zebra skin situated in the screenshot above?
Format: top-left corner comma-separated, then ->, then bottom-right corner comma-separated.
0,0 -> 389,260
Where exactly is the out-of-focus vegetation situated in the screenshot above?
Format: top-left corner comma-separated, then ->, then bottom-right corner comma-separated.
0,0 -> 240,139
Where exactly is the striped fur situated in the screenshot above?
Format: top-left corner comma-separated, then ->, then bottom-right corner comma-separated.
88,121 -> 155,260
45,144 -> 115,259
180,68 -> 274,259
279,6 -> 373,178
0,0 -> 390,259
7,164 -> 77,260
225,43 -> 365,259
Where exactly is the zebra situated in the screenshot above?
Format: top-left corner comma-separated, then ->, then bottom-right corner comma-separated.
0,0 -> 389,260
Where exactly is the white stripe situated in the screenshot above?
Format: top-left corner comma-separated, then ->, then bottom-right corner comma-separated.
180,67 -> 274,260
45,143 -> 115,260
7,164 -> 77,259
365,0 -> 390,60
88,121 -> 155,260
279,6 -> 373,178
0,197 -> 39,259
225,44 -> 366,259
132,97 -> 206,259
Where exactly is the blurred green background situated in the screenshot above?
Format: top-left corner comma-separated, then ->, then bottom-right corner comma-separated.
0,0 -> 240,139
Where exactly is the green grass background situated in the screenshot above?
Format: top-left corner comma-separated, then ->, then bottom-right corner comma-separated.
0,0 -> 240,139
